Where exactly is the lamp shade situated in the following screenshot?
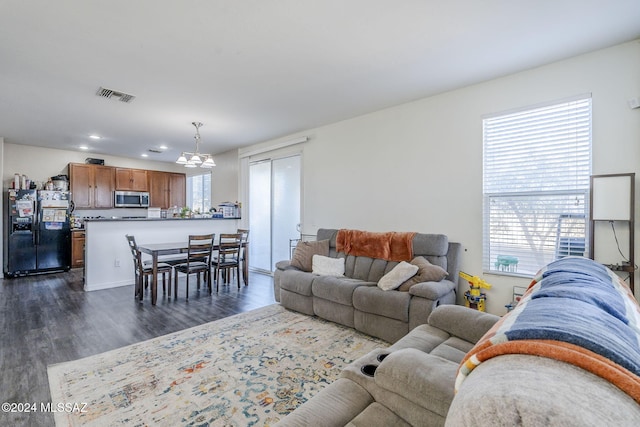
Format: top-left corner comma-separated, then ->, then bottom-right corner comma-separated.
176,154 -> 188,164
201,157 -> 216,168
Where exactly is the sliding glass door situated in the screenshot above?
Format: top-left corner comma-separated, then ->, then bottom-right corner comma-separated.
249,154 -> 301,273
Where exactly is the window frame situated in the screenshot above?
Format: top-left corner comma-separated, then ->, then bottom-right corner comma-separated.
482,95 -> 592,277
186,172 -> 212,214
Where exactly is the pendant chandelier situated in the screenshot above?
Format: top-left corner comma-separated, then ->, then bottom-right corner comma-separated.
175,122 -> 216,168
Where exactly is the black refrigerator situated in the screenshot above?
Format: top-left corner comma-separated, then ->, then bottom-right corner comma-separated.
4,189 -> 71,277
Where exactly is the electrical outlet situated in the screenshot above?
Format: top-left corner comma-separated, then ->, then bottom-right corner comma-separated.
114,259 -> 121,267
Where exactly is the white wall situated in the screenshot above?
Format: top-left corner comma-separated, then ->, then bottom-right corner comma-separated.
244,40 -> 640,312
210,148 -> 240,208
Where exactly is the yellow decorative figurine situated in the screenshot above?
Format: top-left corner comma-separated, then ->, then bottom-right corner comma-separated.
459,271 -> 492,312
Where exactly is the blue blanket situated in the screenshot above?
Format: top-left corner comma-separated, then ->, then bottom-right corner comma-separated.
457,257 -> 640,403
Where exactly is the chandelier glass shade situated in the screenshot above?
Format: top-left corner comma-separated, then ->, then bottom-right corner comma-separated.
176,122 -> 216,168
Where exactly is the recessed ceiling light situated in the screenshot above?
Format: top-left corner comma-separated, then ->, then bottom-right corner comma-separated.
141,153 -> 149,157
79,145 -> 89,150
89,134 -> 101,140
159,145 -> 168,150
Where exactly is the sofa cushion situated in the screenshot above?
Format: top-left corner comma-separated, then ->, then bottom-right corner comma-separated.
429,337 -> 475,364
389,323 -> 451,353
353,286 -> 411,322
346,402 -> 411,427
376,348 -> 458,418
411,233 -> 449,257
349,255 -> 375,280
279,270 -> 316,296
378,261 -> 419,291
397,256 -> 448,291
312,276 -> 374,305
312,254 -> 345,276
290,239 -> 330,272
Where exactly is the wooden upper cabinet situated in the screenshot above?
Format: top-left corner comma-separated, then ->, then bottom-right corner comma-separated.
169,173 -> 186,208
94,166 -> 116,208
115,168 -> 148,191
147,171 -> 186,209
147,170 -> 168,208
69,163 -> 115,209
69,164 -> 92,208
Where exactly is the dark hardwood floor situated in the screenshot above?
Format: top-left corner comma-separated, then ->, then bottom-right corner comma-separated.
0,268 -> 276,427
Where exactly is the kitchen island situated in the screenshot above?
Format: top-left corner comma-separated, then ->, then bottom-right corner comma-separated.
83,217 -> 241,292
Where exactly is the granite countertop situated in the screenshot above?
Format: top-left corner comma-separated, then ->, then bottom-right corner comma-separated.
83,216 -> 240,222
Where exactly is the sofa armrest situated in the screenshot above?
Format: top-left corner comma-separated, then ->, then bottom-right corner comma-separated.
428,305 -> 499,344
275,260 -> 297,271
409,279 -> 456,300
273,260 -> 303,303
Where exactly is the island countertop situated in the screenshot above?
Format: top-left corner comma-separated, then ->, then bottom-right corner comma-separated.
84,216 -> 240,221
83,217 -> 242,292
73,216 -> 240,230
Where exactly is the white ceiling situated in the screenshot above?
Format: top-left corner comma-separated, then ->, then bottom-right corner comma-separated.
1,1 -> 639,164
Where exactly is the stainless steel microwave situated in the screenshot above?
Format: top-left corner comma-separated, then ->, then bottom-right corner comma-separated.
114,191 -> 150,208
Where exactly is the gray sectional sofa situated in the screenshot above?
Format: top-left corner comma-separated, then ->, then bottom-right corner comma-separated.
275,256 -> 640,427
274,228 -> 462,343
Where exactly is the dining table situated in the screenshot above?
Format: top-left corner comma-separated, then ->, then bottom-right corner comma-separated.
138,240 -> 249,305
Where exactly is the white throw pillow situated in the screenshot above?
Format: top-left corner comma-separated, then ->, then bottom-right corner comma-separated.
312,255 -> 345,276
378,261 -> 419,291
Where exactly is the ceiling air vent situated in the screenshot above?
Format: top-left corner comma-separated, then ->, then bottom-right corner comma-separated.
96,87 -> 136,103
148,149 -> 163,154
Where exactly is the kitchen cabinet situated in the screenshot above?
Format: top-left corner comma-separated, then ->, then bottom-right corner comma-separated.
169,173 -> 186,208
69,163 -> 115,209
115,168 -> 148,191
71,230 -> 85,268
148,171 -> 186,209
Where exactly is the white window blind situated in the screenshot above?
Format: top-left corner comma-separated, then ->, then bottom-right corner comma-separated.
483,96 -> 592,276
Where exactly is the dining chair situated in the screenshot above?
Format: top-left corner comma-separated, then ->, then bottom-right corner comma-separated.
237,228 -> 250,285
212,233 -> 242,291
173,233 -> 215,299
125,234 -> 173,299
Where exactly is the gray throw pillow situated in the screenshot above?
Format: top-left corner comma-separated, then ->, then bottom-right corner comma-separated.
397,256 -> 448,291
290,239 -> 330,272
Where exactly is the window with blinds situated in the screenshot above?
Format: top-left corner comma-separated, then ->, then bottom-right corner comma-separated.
483,95 -> 592,276
187,172 -> 212,213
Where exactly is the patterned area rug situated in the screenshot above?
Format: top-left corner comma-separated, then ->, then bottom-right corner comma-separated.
48,304 -> 388,426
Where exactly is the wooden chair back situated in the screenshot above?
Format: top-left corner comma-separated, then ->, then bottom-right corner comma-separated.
186,233 -> 215,264
125,234 -> 143,271
217,233 -> 242,263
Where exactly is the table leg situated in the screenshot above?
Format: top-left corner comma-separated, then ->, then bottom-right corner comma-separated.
151,252 -> 158,305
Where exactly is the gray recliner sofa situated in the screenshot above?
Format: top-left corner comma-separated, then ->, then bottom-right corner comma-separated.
274,304 -> 500,427
274,228 -> 462,343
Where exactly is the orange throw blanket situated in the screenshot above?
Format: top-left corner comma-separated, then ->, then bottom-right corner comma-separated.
336,229 -> 416,262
